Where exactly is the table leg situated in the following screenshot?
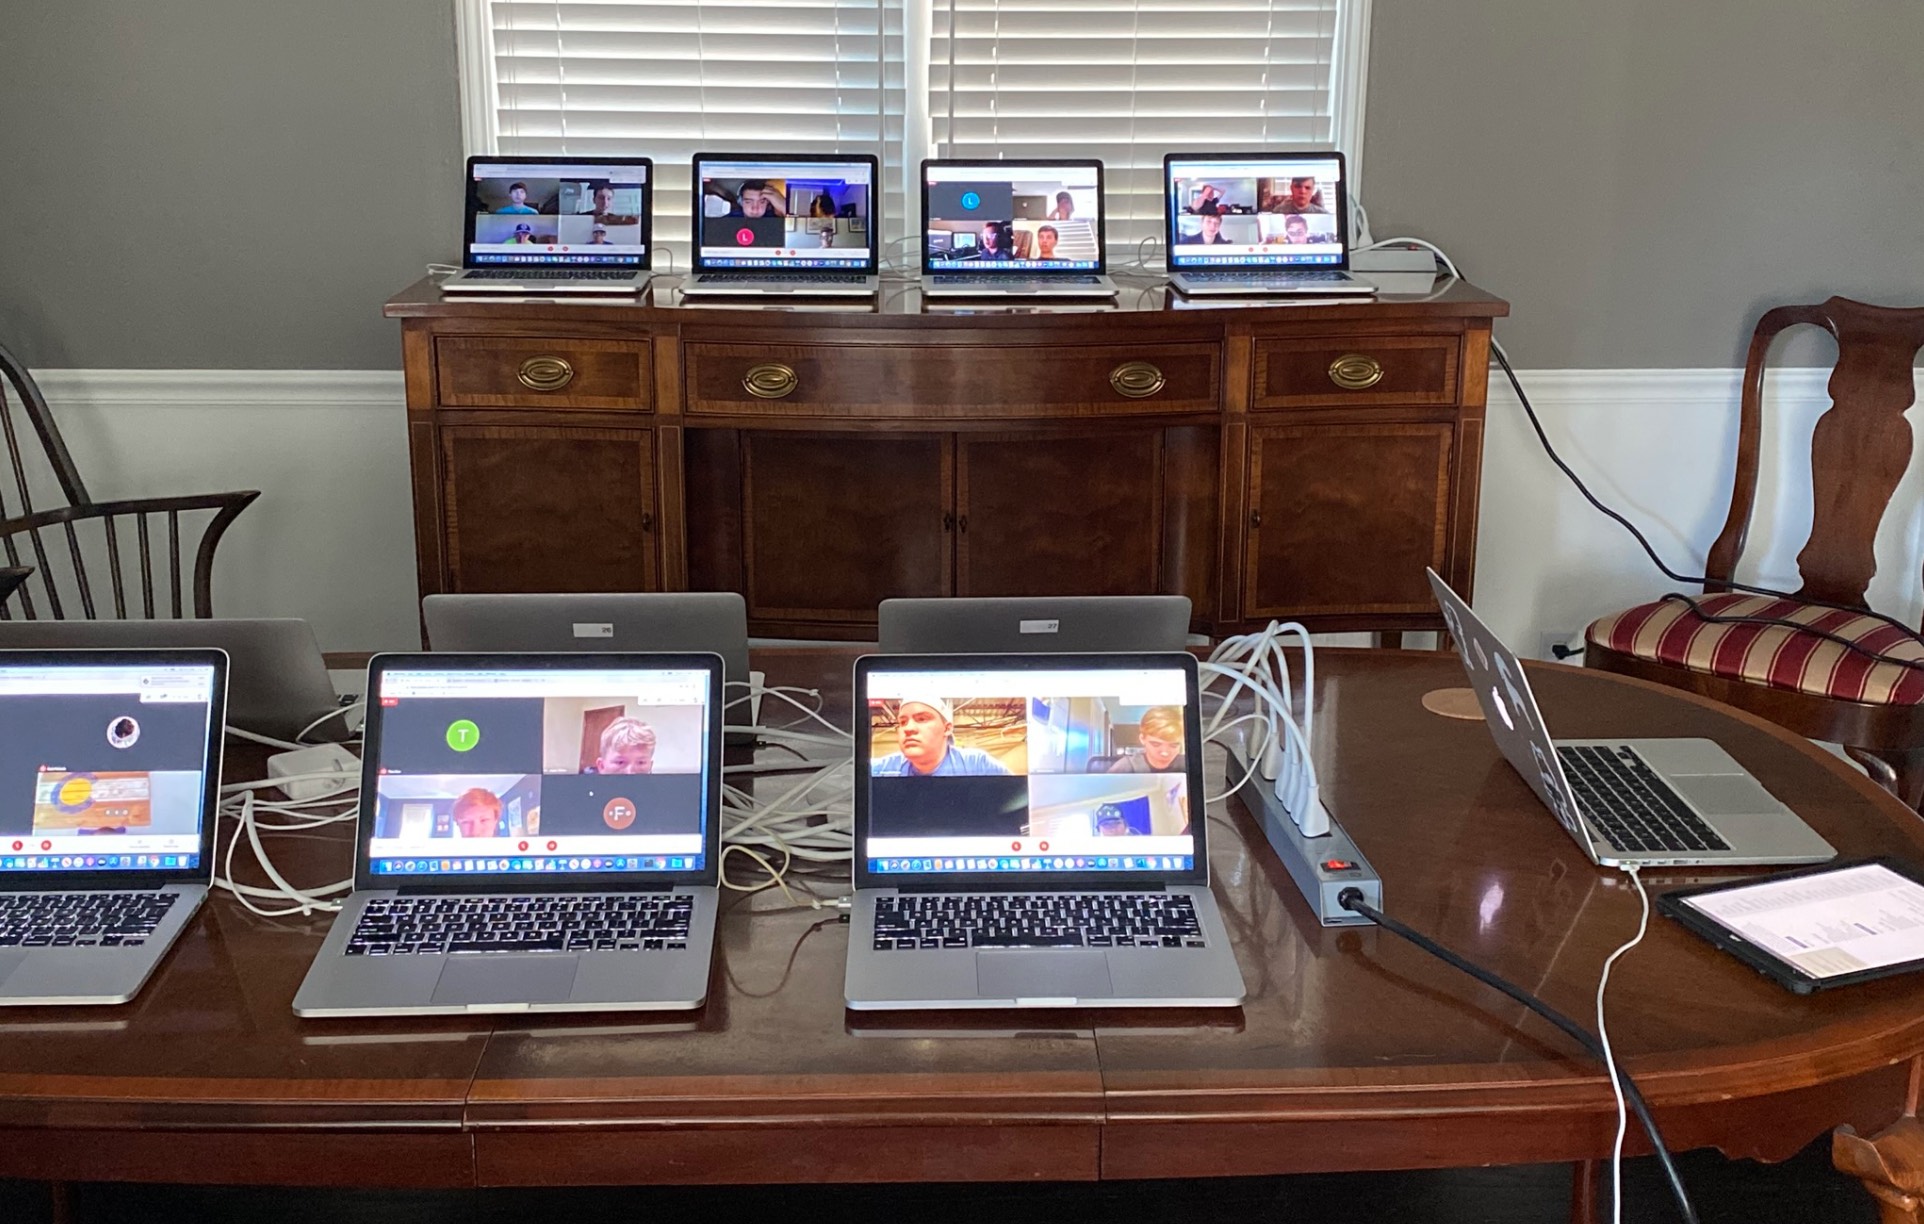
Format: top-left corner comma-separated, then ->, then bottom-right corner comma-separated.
1836,1058 -> 1924,1223
1568,1158 -> 1602,1224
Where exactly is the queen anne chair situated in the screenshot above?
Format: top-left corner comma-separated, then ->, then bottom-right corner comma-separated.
1584,298 -> 1924,808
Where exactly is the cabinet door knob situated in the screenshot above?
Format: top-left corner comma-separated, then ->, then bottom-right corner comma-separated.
1109,360 -> 1167,399
1328,353 -> 1385,390
1250,509 -> 1262,528
743,362 -> 800,399
641,511 -> 655,532
942,511 -> 956,532
517,355 -> 576,392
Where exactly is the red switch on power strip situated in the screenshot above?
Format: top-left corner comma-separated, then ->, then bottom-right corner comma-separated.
1322,859 -> 1357,873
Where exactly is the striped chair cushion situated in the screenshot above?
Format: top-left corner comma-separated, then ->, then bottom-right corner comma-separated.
1587,593 -> 1924,706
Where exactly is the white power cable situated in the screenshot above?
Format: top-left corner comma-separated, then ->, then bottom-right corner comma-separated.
1599,865 -> 1650,1224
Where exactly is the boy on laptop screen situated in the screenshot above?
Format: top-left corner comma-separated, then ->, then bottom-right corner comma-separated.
442,156 -> 652,294
1162,152 -> 1374,297
921,160 -> 1118,298
682,153 -> 880,297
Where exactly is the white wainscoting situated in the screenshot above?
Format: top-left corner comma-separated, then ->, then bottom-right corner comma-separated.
28,366 -> 1924,656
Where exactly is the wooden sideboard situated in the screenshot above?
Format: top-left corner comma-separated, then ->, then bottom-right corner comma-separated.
387,276 -> 1508,641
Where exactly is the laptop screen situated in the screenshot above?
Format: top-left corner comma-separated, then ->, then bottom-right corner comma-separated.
924,161 -> 1105,273
360,660 -> 717,881
857,658 -> 1199,880
693,156 -> 877,271
1165,153 -> 1348,270
0,659 -> 220,875
465,158 -> 651,268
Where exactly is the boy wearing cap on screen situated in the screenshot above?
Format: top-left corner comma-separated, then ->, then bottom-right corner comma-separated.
872,697 -> 1011,777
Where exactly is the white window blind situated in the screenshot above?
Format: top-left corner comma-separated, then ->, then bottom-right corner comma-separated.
478,1 -> 907,257
930,0 -> 1351,245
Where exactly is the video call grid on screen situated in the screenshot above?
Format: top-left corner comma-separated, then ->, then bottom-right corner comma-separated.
0,664 -> 216,873
694,158 -> 876,269
1165,155 -> 1347,268
924,162 -> 1104,273
859,664 -> 1197,877
468,161 -> 650,266
363,667 -> 713,879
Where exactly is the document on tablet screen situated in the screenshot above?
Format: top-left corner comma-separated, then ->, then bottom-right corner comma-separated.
1683,863 -> 1924,979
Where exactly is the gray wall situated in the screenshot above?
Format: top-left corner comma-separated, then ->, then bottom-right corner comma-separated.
0,0 -> 461,369
1363,0 -> 1924,367
0,1 -> 1918,369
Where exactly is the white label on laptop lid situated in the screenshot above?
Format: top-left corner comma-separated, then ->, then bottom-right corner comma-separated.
572,623 -> 616,639
1018,619 -> 1061,635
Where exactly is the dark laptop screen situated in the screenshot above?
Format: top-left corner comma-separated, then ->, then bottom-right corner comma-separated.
466,159 -> 650,268
1165,153 -> 1348,270
0,660 -> 218,874
859,660 -> 1196,878
924,162 -> 1104,273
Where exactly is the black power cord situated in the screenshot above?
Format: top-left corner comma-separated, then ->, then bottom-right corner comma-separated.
1491,336 -> 1924,672
1336,887 -> 1700,1224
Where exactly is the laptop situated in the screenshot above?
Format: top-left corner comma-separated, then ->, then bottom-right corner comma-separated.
681,153 -> 880,298
878,596 -> 1192,655
291,652 -> 724,1017
845,652 -> 1245,1009
0,619 -> 346,744
921,159 -> 1119,299
441,156 -> 652,294
1163,152 -> 1376,298
422,593 -> 754,745
0,649 -> 226,1005
1427,570 -> 1836,869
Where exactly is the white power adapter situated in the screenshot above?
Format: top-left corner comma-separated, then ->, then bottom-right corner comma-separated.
266,743 -> 361,800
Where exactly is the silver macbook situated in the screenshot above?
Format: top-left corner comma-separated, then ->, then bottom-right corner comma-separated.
1427,570 -> 1835,869
441,156 -> 652,294
921,160 -> 1119,299
0,619 -> 346,743
0,649 -> 225,1005
845,652 -> 1245,1010
878,596 -> 1192,655
422,592 -> 754,745
681,153 -> 881,297
1164,152 -> 1375,298
292,652 -> 724,1017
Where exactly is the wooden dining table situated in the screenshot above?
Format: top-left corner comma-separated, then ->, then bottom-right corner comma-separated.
3,646 -> 1923,1223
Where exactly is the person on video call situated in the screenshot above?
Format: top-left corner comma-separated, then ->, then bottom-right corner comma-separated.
589,718 -> 656,775
1270,176 -> 1328,214
975,221 -> 1015,260
872,697 -> 1011,777
1187,183 -> 1224,214
497,182 -> 538,214
734,180 -> 788,218
509,222 -> 536,244
1047,190 -> 1076,221
1179,213 -> 1233,245
1034,224 -> 1062,260
1094,803 -> 1141,837
1107,706 -> 1187,773
451,788 -> 504,839
588,226 -> 613,244
577,183 -> 615,215
1282,214 -> 1313,244
810,191 -> 839,218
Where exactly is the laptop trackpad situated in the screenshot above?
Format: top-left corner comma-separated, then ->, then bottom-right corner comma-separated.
0,949 -> 26,989
430,955 -> 579,1007
976,950 -> 1113,1001
1672,774 -> 1780,817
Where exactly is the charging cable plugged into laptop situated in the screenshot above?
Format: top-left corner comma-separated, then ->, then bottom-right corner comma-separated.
1334,885 -> 1696,1224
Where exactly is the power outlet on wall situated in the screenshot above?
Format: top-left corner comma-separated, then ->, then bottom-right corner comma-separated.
1538,629 -> 1583,663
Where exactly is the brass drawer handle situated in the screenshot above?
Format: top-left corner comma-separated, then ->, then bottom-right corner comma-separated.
743,362 -> 799,399
516,355 -> 575,392
1110,360 -> 1166,399
1328,353 -> 1385,390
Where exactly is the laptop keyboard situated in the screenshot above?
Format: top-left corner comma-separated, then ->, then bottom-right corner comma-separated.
697,272 -> 870,285
871,892 -> 1205,950
1558,745 -> 1731,854
346,893 -> 695,955
0,891 -> 177,947
461,269 -> 637,281
930,274 -> 1103,287
1182,269 -> 1353,284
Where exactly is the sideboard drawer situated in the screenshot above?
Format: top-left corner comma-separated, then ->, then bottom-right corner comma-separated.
686,341 -> 1220,418
1252,334 -> 1459,411
435,336 -> 653,411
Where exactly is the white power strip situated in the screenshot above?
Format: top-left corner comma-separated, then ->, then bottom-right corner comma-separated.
267,744 -> 361,800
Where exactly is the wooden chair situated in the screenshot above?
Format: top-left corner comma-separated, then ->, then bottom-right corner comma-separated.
0,565 -> 29,616
1584,297 -> 1924,807
0,338 -> 259,620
